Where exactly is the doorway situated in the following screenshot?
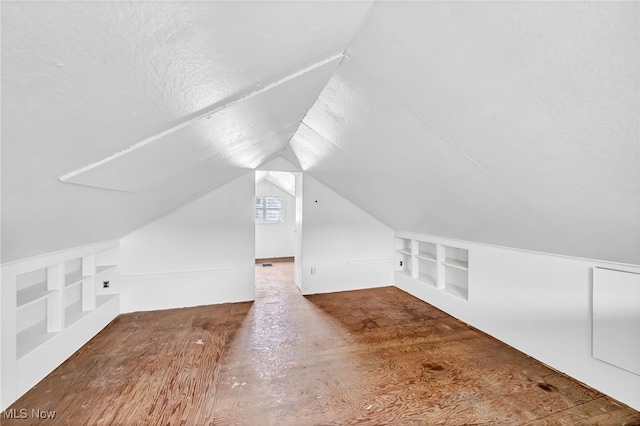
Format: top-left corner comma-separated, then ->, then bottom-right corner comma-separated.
254,170 -> 302,292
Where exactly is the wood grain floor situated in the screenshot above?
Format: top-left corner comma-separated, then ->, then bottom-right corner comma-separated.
4,262 -> 640,425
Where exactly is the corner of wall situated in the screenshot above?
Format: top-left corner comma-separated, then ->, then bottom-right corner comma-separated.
301,174 -> 394,294
118,172 -> 256,312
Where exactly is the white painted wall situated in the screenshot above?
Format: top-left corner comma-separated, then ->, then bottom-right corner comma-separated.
255,180 -> 295,259
118,173 -> 255,312
395,231 -> 640,411
300,175 -> 394,295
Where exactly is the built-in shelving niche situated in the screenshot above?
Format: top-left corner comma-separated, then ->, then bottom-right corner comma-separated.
3,241 -> 120,409
394,237 -> 412,277
443,246 -> 468,300
394,235 -> 469,301
16,266 -> 59,360
416,241 -> 438,287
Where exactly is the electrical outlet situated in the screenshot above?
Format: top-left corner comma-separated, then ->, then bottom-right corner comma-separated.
103,280 -> 110,288
311,267 -> 316,275
399,261 -> 403,267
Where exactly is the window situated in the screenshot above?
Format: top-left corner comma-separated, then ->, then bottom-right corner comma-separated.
255,196 -> 283,223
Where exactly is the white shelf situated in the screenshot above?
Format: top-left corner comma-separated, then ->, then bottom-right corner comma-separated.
65,270 -> 88,288
394,235 -> 469,301
443,259 -> 468,271
444,282 -> 468,300
395,249 -> 412,256
96,265 -> 117,275
97,294 -> 118,306
65,302 -> 90,328
17,320 -> 58,360
416,251 -> 437,262
418,273 -> 437,287
64,286 -> 82,309
65,280 -> 83,292
5,241 -> 121,409
16,281 -> 54,309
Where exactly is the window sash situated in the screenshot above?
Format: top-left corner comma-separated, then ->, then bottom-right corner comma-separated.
255,196 -> 283,223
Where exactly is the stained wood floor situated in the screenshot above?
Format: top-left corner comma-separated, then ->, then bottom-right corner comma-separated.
5,262 -> 640,425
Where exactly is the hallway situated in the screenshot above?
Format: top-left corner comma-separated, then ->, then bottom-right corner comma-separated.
5,262 -> 640,424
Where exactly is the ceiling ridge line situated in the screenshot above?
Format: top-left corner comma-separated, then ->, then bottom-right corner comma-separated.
6,176 -> 130,204
218,122 -> 300,165
286,121 -> 347,172
299,122 -> 348,155
278,121 -> 303,154
58,53 -> 344,184
345,56 -> 585,257
282,0 -> 376,166
253,125 -> 304,171
342,0 -> 378,59
5,181 -> 58,203
256,150 -> 299,172
281,55 -> 350,169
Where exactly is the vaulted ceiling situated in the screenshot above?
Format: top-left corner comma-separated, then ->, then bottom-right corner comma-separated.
2,1 -> 638,265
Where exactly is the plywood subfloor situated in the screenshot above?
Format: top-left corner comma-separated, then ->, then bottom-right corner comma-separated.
5,262 -> 640,425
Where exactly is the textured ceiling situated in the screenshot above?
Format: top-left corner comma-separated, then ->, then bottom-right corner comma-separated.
1,1 -> 371,262
2,1 -> 638,265
61,57 -> 339,192
294,1 -> 639,264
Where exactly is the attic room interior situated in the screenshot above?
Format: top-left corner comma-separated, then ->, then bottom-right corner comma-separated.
1,1 -> 639,424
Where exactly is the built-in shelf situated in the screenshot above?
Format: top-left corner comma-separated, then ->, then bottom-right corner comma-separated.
65,288 -> 81,309
16,282 -> 54,309
17,320 -> 58,360
443,259 -> 468,271
418,273 -> 437,287
444,282 -> 468,300
96,265 -> 117,275
394,234 -> 469,301
4,241 -> 120,408
97,294 -> 118,306
394,237 -> 413,277
65,270 -> 87,287
416,252 -> 436,262
65,302 -> 87,328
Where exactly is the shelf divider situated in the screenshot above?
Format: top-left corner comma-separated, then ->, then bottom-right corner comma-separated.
46,264 -> 64,333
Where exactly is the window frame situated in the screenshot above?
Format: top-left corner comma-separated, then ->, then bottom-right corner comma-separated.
255,195 -> 284,224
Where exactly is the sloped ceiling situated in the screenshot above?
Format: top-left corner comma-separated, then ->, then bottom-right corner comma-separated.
255,171 -> 296,197
292,1 -> 639,264
60,57 -> 338,192
1,1 -> 372,262
2,1 -> 638,265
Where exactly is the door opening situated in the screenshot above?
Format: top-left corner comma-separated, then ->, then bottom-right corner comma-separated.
254,170 -> 302,292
